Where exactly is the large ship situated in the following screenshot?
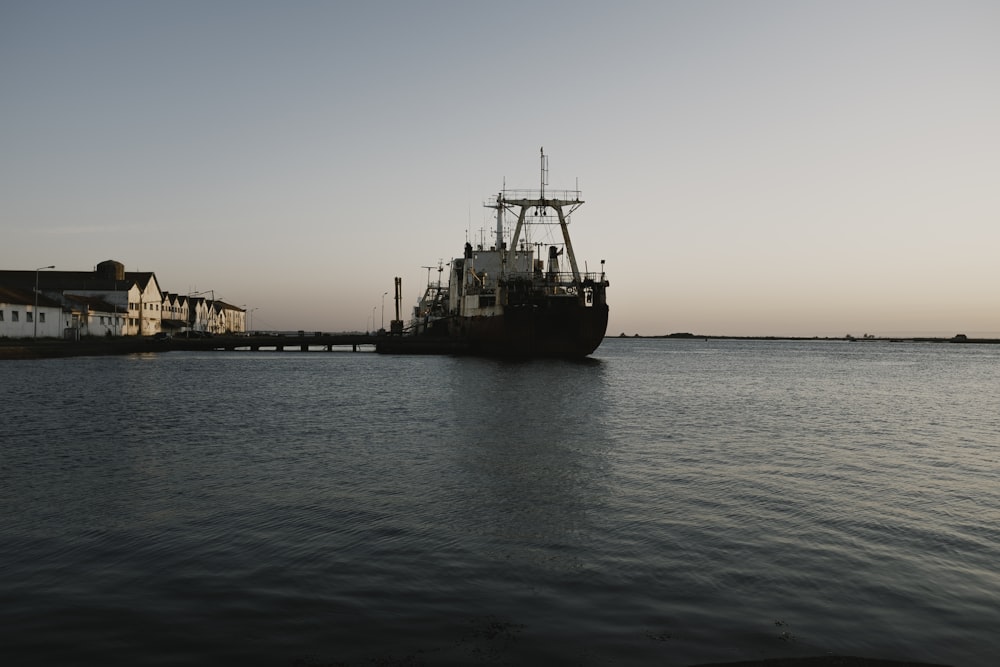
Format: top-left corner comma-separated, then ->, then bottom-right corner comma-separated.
377,149 -> 609,357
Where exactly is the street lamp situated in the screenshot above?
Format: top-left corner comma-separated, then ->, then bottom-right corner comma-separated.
34,265 -> 55,338
381,291 -> 388,330
371,306 -> 377,335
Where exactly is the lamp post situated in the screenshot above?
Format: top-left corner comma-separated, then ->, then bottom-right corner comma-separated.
209,291 -> 216,333
371,306 -> 377,335
113,279 -> 119,336
249,308 -> 258,334
381,291 -> 388,331
34,265 -> 55,338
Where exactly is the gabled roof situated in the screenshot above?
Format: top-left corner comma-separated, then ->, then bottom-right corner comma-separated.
0,269 -> 157,294
129,272 -> 158,292
214,300 -> 245,312
161,292 -> 191,306
0,285 -> 63,308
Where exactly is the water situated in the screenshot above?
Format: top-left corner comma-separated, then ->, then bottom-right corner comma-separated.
1,339 -> 998,666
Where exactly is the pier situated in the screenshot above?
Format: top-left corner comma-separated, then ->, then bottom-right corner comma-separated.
182,332 -> 379,353
0,333 -> 380,359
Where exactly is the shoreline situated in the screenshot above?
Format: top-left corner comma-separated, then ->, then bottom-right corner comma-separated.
616,333 -> 1000,344
3,332 -> 998,360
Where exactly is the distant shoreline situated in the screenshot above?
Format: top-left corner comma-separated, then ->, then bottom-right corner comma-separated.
3,332 -> 999,361
612,333 -> 1000,344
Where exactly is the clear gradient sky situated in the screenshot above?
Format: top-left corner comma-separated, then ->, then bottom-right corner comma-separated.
3,1 -> 999,336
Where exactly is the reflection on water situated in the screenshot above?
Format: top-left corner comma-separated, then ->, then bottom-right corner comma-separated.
1,341 -> 999,665
445,356 -> 614,546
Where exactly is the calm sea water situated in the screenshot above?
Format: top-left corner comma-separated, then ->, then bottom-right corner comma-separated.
2,338 -> 998,666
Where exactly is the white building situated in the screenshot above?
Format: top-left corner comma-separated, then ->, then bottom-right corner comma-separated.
160,293 -> 190,333
0,286 -> 68,338
215,301 -> 247,334
63,294 -> 126,337
0,259 -> 245,338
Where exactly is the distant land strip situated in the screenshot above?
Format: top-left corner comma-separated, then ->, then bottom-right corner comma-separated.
619,332 -> 1000,344
3,332 -> 999,360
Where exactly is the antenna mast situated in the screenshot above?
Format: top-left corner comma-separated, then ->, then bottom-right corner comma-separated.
540,146 -> 548,200
537,146 -> 549,217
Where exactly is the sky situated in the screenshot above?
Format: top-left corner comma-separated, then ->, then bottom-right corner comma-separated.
3,0 -> 999,337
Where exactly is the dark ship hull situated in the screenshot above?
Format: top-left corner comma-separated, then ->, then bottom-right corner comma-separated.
378,297 -> 609,358
451,285 -> 609,357
377,149 -> 609,358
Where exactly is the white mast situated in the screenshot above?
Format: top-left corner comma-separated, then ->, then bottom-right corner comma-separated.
538,146 -> 548,216
495,192 -> 503,250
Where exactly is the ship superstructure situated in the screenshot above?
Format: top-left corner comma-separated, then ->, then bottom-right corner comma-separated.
381,149 -> 609,357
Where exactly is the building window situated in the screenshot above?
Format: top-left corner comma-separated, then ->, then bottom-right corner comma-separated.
27,312 -> 33,323
0,310 -> 4,321
39,313 -> 46,323
12,311 -> 19,322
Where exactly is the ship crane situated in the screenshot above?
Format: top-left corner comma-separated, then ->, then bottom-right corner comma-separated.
493,148 -> 583,284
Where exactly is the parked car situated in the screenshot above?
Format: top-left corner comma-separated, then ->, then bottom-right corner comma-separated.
152,332 -> 171,341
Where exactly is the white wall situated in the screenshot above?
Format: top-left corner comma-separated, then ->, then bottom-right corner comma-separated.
0,302 -> 66,338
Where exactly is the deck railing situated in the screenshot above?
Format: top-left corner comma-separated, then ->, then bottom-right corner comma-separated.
500,270 -> 606,285
489,189 -> 583,205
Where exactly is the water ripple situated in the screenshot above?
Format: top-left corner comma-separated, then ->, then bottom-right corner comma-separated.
2,342 -> 999,665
